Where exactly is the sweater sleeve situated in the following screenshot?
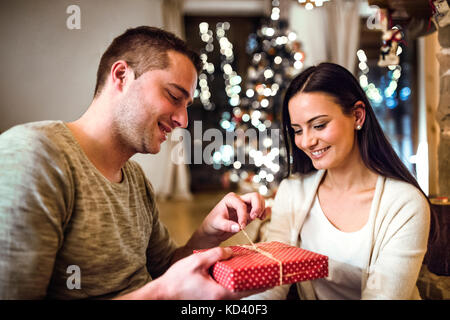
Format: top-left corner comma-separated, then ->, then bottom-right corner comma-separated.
362,184 -> 430,300
0,127 -> 73,299
141,175 -> 177,279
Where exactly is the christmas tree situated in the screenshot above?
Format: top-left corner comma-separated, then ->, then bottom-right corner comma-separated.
219,1 -> 306,196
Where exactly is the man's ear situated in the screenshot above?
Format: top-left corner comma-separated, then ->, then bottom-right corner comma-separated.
353,101 -> 366,129
110,60 -> 134,92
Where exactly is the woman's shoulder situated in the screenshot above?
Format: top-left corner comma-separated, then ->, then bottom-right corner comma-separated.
383,177 -> 427,203
275,170 -> 324,203
380,177 -> 430,220
279,170 -> 323,188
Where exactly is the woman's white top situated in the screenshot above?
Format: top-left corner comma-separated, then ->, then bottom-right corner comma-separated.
300,195 -> 373,299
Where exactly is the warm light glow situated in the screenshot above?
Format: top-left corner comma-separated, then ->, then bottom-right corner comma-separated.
297,0 -> 330,10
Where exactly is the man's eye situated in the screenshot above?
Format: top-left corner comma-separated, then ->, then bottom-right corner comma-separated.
168,91 -> 180,101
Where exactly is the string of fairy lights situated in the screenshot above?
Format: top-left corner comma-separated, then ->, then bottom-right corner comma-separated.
217,22 -> 242,109
196,22 -> 214,110
356,45 -> 410,109
195,1 -> 411,195
194,0 -> 305,196
296,0 -> 331,11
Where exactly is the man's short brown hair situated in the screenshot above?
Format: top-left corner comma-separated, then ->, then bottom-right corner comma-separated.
94,26 -> 202,97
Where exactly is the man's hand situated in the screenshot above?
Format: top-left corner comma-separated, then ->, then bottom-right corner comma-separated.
115,247 -> 263,300
187,192 -> 268,250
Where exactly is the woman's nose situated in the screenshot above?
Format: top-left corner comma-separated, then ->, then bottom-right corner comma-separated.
299,130 -> 317,150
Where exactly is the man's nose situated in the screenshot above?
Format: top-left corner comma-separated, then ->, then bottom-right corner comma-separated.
171,107 -> 189,129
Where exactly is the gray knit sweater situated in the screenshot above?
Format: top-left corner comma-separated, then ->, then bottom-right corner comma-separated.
0,121 -> 177,299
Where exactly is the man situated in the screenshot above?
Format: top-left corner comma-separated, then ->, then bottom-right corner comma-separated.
0,26 -> 267,299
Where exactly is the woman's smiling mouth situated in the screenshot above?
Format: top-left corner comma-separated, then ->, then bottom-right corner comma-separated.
310,146 -> 330,159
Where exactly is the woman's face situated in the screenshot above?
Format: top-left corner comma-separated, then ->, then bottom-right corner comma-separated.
288,92 -> 362,171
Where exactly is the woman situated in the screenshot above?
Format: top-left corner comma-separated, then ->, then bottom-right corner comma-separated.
249,63 -> 433,300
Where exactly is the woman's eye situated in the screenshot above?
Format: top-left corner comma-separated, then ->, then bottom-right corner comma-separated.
293,129 -> 302,135
314,123 -> 326,130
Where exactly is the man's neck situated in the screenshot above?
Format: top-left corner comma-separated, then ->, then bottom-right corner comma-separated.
66,101 -> 134,183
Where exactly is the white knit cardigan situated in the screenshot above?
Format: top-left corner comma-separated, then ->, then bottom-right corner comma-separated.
248,170 -> 430,300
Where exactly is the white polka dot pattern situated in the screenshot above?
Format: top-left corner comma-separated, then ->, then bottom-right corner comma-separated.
196,241 -> 328,292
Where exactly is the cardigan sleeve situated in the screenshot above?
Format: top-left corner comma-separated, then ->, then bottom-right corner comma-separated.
265,178 -> 296,244
362,183 -> 430,300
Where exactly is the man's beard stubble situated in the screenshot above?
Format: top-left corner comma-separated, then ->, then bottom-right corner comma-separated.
112,89 -> 159,155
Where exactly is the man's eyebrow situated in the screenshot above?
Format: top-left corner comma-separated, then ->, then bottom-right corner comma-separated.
167,83 -> 193,105
291,115 -> 328,126
168,83 -> 189,96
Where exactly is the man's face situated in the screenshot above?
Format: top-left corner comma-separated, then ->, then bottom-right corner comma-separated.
113,50 -> 197,154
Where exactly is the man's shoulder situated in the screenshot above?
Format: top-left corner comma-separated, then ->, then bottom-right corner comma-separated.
1,120 -> 66,146
0,120 -> 72,166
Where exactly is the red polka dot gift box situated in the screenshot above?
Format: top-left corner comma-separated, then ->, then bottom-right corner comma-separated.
194,241 -> 328,292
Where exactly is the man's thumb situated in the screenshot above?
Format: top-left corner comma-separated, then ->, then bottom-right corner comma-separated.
195,247 -> 233,269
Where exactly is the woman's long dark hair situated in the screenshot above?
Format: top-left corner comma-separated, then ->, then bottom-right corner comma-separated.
281,62 -> 438,246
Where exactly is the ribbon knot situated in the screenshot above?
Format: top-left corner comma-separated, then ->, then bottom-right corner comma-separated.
237,225 -> 317,287
239,227 -> 284,286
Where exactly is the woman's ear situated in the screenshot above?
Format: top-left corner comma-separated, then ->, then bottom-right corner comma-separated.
353,101 -> 366,130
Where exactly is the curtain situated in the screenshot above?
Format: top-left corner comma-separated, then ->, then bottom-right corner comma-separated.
288,3 -> 330,68
326,0 -> 361,72
288,0 -> 361,72
162,0 -> 186,38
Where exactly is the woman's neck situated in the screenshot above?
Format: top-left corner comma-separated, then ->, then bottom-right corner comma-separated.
322,152 -> 378,193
